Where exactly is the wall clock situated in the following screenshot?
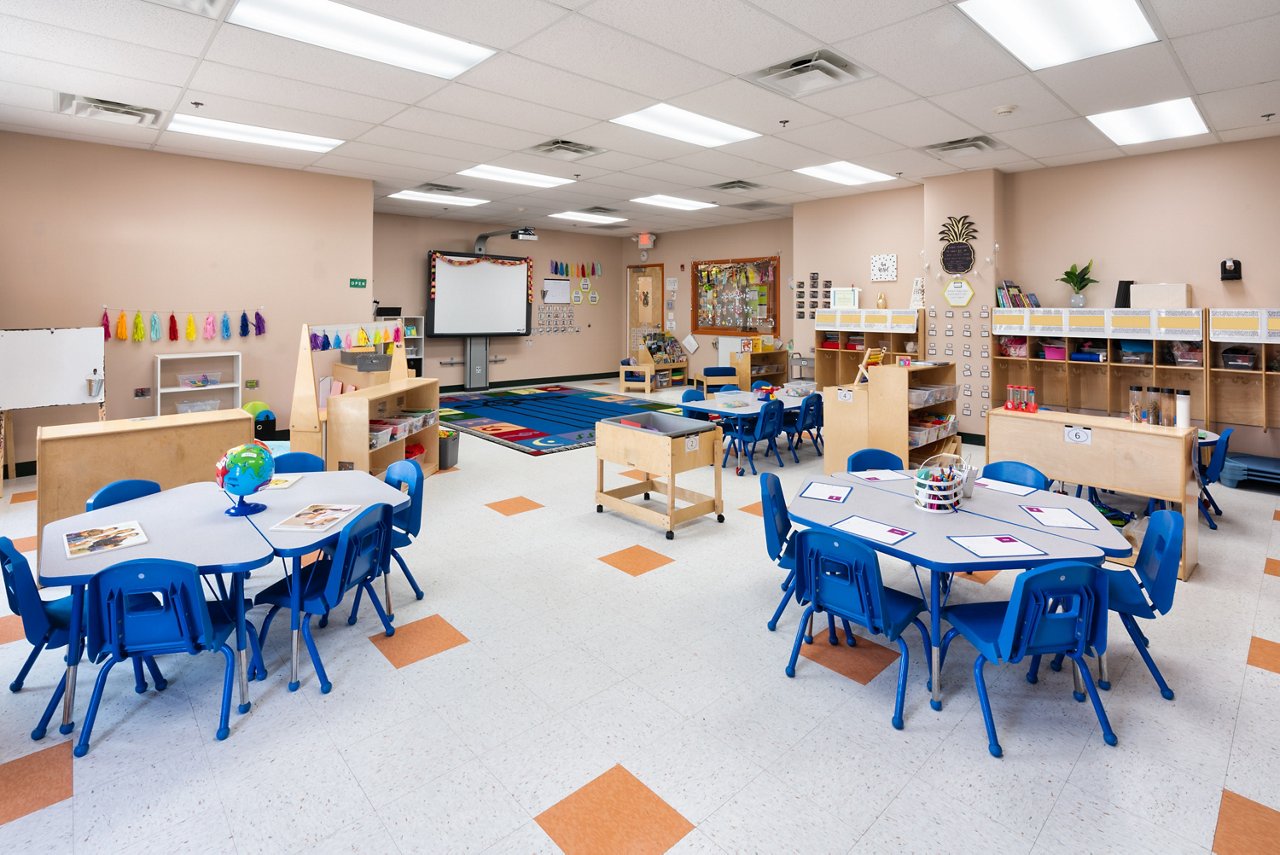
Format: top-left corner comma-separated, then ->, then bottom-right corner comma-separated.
870,253 -> 897,282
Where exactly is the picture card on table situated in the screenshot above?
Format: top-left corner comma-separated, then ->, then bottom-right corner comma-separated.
270,503 -> 360,534
64,521 -> 148,559
833,515 -> 914,545
800,482 -> 851,503
949,534 -> 1046,558
1020,505 -> 1096,530
974,478 -> 1037,496
849,469 -> 908,482
261,473 -> 303,490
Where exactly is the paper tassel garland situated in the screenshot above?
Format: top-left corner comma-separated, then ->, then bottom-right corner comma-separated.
169,313 -> 179,341
320,332 -> 330,351
220,312 -> 231,340
239,311 -> 250,337
254,311 -> 266,336
202,314 -> 216,340
115,311 -> 128,340
393,326 -> 402,343
131,311 -> 145,342
185,314 -> 197,341
150,313 -> 161,341
101,309 -> 110,341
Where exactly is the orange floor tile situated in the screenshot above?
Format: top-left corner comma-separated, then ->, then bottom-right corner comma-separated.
1272,510 -> 1280,523
536,765 -> 693,855
739,501 -> 763,517
369,614 -> 469,669
799,625 -> 900,684
956,570 -> 999,584
598,545 -> 673,577
1246,636 -> 1280,675
1266,557 -> 1280,578
11,535 -> 37,554
486,496 -> 544,516
7,491 -> 36,505
0,743 -> 72,825
0,614 -> 25,645
1214,790 -> 1280,855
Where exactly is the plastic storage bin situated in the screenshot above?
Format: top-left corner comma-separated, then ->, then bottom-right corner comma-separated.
599,411 -> 714,437
177,372 -> 221,388
714,390 -> 755,408
1042,345 -> 1066,360
1222,348 -> 1258,370
368,427 -> 393,450
175,399 -> 220,413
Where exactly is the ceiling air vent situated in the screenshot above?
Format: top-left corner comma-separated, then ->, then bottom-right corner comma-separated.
415,182 -> 466,194
582,206 -> 620,215
588,224 -> 630,230
708,179 -> 763,192
529,139 -> 605,161
922,135 -> 1007,157
58,94 -> 162,127
727,201 -> 786,211
746,50 -> 867,98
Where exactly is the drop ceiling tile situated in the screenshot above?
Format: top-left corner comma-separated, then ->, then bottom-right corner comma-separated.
1117,133 -> 1219,157
588,171 -> 691,194
1037,149 -> 1125,168
180,91 -> 372,140
795,76 -> 918,118
480,152 -> 609,181
509,15 -> 726,101
354,125 -> 506,164
854,148 -> 960,179
415,85 -> 596,137
154,132 -> 324,168
1,0 -> 216,56
995,160 -> 1043,173
0,54 -> 181,112
573,151 -> 654,172
1036,42 -> 1190,116
670,78 -> 831,134
1172,14 -> 1280,93
0,15 -> 198,86
354,0 -> 568,50
996,118 -> 1114,158
0,80 -> 55,112
582,0 -> 815,76
835,7 -> 1023,97
327,140 -> 474,174
1147,0 -> 1280,38
931,75 -> 1075,133
932,146 -> 1032,170
746,0 -> 947,45
624,161 -> 730,187
0,102 -> 161,144
570,121 -> 703,160
305,154 -> 427,182
385,107 -> 545,150
189,63 -> 405,124
778,118 -> 901,160
718,135 -> 829,169
1218,124 -> 1280,143
667,149 -> 778,180
204,26 -> 447,104
457,54 -> 652,120
850,100 -> 981,148
1200,81 -> 1280,131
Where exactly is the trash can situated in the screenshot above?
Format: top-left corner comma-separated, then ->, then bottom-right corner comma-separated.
439,428 -> 459,470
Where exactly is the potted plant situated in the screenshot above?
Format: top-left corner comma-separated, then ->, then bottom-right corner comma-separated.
1057,260 -> 1098,308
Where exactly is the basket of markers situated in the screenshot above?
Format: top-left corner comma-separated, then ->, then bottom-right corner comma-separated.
913,453 -> 969,513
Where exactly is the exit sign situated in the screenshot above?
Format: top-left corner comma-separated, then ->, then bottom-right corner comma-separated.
349,277 -> 367,289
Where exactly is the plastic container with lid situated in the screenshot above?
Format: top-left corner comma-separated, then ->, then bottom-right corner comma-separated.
1129,385 -> 1144,422
1162,388 -> 1176,427
1146,386 -> 1161,426
1175,389 -> 1191,428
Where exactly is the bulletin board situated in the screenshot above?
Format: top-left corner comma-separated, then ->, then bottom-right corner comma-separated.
691,256 -> 779,336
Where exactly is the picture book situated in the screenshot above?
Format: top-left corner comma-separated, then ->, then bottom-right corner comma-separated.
261,473 -> 303,490
269,504 -> 360,533
64,521 -> 148,559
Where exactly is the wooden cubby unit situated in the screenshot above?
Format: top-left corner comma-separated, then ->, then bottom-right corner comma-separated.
813,309 -> 923,389
730,348 -> 788,389
326,377 -> 440,478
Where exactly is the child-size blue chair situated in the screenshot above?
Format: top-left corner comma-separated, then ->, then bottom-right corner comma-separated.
981,460 -> 1050,491
383,460 -> 425,603
1198,427 -> 1233,529
722,398 -> 785,475
274,451 -> 325,473
847,448 -> 904,472
255,504 -> 394,694
751,380 -> 771,390
785,529 -> 931,729
696,365 -> 736,393
1,538 -> 75,704
782,393 -> 823,460
718,384 -> 740,394
680,388 -> 710,421
939,561 -> 1115,757
74,558 -> 253,756
86,479 -> 160,511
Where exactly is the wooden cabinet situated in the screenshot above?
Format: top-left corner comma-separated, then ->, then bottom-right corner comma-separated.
813,310 -> 922,389
730,348 -> 788,389
326,378 -> 440,478
822,362 -> 959,475
154,351 -> 241,416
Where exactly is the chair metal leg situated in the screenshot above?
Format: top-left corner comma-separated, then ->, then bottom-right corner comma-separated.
786,605 -> 816,677
1097,651 -> 1111,690
392,550 -> 424,600
1072,659 -> 1086,702
972,654 -> 1001,757
216,644 -> 235,741
842,619 -> 856,646
1203,484 -> 1222,515
73,658 -> 119,757
1072,654 -> 1117,746
767,577 -> 794,631
892,636 -> 910,730
1122,613 -> 1174,699
299,614 -> 331,694
362,581 -> 396,637
143,655 -> 167,691
11,636 -> 48,692
804,610 -> 814,645
257,605 -> 281,652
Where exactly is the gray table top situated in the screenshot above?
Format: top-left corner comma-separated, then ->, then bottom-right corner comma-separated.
243,470 -> 410,557
681,394 -> 804,418
39,482 -> 276,586
789,477 -> 1105,573
835,471 -> 1133,558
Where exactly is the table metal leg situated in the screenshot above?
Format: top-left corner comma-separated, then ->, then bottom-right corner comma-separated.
1097,651 -> 1111,690
289,555 -> 302,692
232,573 -> 250,714
930,570 -> 943,711
383,569 -> 393,621
60,584 -> 85,734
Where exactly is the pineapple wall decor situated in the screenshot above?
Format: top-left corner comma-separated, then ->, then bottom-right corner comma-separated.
939,215 -> 978,275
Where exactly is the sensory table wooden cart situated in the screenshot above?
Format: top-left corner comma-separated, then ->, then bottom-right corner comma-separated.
595,414 -> 724,539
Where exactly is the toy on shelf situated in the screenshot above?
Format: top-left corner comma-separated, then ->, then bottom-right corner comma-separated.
1004,385 -> 1039,412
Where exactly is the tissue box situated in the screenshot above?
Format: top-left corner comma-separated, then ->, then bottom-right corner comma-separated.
1131,283 -> 1190,309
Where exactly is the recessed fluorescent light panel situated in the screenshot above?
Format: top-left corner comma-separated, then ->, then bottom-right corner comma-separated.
1086,98 -> 1208,146
631,195 -> 717,211
457,164 -> 575,188
228,0 -> 494,79
387,190 -> 489,206
611,104 -> 759,147
794,161 -> 895,186
166,113 -> 342,152
549,211 -> 628,224
958,0 -> 1156,70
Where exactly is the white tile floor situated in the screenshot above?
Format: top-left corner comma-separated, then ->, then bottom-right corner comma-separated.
2,379 -> 1279,853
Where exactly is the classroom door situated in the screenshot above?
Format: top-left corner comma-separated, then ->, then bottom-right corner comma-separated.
626,264 -> 664,354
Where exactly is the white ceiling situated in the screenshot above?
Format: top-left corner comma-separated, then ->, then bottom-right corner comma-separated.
0,0 -> 1277,236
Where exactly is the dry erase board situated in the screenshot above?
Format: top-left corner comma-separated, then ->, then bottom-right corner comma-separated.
427,251 -> 532,337
0,327 -> 105,410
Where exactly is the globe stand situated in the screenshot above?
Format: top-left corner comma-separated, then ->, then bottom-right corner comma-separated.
225,495 -> 267,517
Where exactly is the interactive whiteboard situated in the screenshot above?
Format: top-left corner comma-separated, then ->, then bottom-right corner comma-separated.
0,327 -> 105,410
427,251 -> 532,337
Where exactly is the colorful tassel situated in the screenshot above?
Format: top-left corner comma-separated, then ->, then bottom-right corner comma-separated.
329,332 -> 339,350
309,331 -> 320,350
185,314 -> 197,341
221,312 -> 231,340
169,313 -> 179,341
357,327 -> 369,346
150,312 -> 161,341
131,311 -> 145,342
202,314 -> 216,340
102,309 -> 111,341
320,332 -> 330,351
115,311 -> 128,340
393,326 -> 402,344
239,311 -> 250,337
254,311 -> 266,336
344,333 -> 353,349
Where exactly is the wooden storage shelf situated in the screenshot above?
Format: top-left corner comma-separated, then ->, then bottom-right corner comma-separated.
154,351 -> 242,417
813,311 -> 922,390
730,348 -> 788,389
326,377 -> 440,478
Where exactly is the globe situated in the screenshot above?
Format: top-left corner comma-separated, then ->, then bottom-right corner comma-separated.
216,440 -> 275,516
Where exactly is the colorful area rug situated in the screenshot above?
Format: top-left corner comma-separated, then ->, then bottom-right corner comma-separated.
439,385 -> 681,456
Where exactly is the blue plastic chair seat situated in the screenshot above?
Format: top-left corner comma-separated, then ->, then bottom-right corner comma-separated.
879,586 -> 933,641
254,561 -> 330,614
1107,569 -> 1155,619
41,595 -> 75,631
936,600 -> 1006,662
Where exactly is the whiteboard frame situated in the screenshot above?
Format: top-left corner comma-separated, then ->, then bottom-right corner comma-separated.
427,251 -> 533,338
0,327 -> 105,410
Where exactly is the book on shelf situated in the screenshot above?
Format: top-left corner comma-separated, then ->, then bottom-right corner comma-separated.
1026,292 -> 1041,308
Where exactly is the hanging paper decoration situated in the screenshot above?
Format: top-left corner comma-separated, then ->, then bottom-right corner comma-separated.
131,311 -> 145,342
393,326 -> 402,344
357,327 -> 369,346
221,312 -> 232,340
309,330 -> 321,350
345,333 -> 354,349
239,311 -> 250,337
372,329 -> 382,345
254,311 -> 266,336
101,309 -> 111,341
320,331 -> 330,351
202,314 -> 216,340
169,313 -> 179,341
149,313 -> 160,341
115,311 -> 128,340
330,332 -> 340,350
185,314 -> 197,341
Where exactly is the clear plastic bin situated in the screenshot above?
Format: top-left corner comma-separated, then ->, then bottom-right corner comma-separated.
177,372 -> 221,388
175,399 -> 220,413
714,390 -> 755,408
369,427 -> 393,449
907,426 -> 931,448
371,417 -> 415,439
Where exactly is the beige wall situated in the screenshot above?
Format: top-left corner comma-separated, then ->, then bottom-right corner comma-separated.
0,131 -> 373,463
639,219 -> 793,376
372,213 -> 629,388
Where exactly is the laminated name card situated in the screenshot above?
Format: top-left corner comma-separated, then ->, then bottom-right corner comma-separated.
949,534 -> 1046,558
1020,505 -> 1096,530
833,515 -> 914,545
800,482 -> 851,503
850,469 -> 908,482
974,478 -> 1036,496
